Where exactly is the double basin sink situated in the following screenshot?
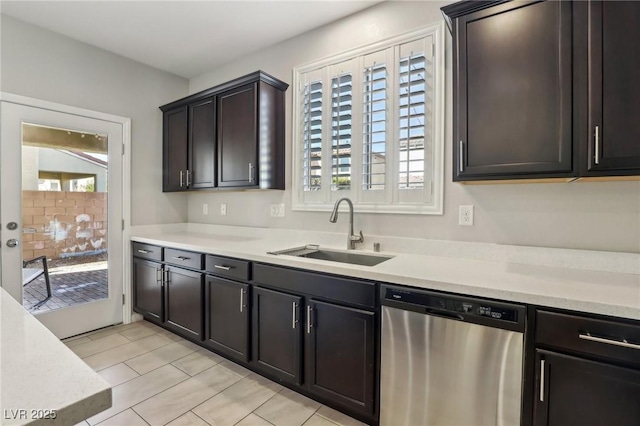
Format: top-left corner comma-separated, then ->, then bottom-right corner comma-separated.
268,245 -> 392,267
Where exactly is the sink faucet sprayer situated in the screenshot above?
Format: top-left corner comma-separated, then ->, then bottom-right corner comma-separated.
329,197 -> 364,250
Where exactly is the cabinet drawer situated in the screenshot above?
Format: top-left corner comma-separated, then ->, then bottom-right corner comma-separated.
132,242 -> 162,261
253,263 -> 375,309
205,255 -> 250,281
536,310 -> 640,367
164,248 -> 203,270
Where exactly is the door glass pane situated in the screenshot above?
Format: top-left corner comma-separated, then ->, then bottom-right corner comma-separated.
21,123 -> 109,313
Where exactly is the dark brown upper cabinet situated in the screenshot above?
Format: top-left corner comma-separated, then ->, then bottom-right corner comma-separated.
444,1 -> 574,182
160,71 -> 288,192
443,0 -> 640,183
583,1 -> 640,177
163,106 -> 189,191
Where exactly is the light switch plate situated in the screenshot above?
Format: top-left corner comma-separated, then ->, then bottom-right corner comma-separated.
270,203 -> 285,217
202,203 -> 208,215
220,203 -> 227,216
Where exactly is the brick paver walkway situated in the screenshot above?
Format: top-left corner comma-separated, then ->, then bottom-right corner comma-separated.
23,267 -> 108,313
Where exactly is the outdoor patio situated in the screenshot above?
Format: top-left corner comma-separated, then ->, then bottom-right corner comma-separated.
23,261 -> 108,313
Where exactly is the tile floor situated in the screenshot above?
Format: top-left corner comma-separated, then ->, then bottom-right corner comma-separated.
64,321 -> 366,426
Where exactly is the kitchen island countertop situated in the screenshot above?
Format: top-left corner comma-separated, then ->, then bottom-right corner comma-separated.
0,287 -> 111,425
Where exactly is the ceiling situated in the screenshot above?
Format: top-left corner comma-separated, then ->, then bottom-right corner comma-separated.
1,0 -> 383,79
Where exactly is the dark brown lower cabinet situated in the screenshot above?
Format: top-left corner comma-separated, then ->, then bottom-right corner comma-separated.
204,275 -> 249,362
534,350 -> 640,425
306,299 -> 375,416
252,286 -> 303,385
164,265 -> 203,340
132,258 -> 163,323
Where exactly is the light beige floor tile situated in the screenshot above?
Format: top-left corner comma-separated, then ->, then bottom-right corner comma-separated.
86,323 -> 135,341
125,340 -> 197,375
134,363 -> 244,426
96,409 -> 148,426
172,349 -> 225,376
74,421 -> 90,426
120,324 -> 158,341
316,407 -> 365,426
87,364 -> 188,425
218,359 -> 252,378
192,374 -> 282,426
65,336 -> 92,347
83,334 -> 172,371
254,387 -> 321,426
166,411 -> 209,426
302,414 -> 338,426
98,363 -> 140,387
236,413 -> 276,426
71,333 -> 131,358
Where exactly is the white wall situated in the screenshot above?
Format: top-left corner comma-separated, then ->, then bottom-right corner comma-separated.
187,1 -> 640,253
0,15 -> 190,226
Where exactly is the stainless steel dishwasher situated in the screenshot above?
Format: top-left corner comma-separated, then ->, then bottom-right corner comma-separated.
380,284 -> 526,426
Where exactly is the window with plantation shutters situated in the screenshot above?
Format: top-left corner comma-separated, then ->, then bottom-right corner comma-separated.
293,24 -> 444,214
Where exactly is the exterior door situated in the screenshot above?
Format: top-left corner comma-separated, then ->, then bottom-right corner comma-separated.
0,99 -> 126,339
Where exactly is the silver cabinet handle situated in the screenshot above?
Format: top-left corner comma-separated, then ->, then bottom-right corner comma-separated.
186,169 -> 191,187
179,170 -> 184,188
459,140 -> 464,172
594,125 -> 600,165
163,269 -> 169,286
292,302 -> 298,329
171,256 -> 190,261
539,359 -> 545,402
137,249 -> 150,254
156,267 -> 162,284
579,332 -> 640,350
213,265 -> 232,271
249,163 -> 254,183
240,289 -> 245,313
306,305 -> 313,334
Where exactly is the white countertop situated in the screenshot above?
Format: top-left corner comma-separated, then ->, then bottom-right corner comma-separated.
131,224 -> 640,321
0,288 -> 111,425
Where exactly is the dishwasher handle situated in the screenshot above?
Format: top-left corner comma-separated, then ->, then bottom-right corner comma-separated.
424,308 -> 465,322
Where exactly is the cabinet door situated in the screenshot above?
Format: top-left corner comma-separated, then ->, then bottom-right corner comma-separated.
534,350 -> 640,426
132,258 -> 163,322
217,83 -> 258,188
252,286 -> 303,385
189,97 -> 216,189
163,106 -> 188,191
165,266 -> 203,340
586,1 -> 640,174
454,1 -> 573,180
306,300 -> 375,416
204,276 -> 249,362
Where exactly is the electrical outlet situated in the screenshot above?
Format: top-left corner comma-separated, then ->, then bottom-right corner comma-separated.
270,203 -> 285,217
220,203 -> 227,216
459,205 -> 474,226
202,203 -> 208,215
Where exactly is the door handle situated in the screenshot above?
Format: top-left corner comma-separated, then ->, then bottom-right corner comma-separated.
6,239 -> 19,248
459,140 -> 465,172
594,126 -> 600,165
179,170 -> 184,188
306,305 -> 313,334
539,359 -> 546,402
240,289 -> 245,313
292,302 -> 298,329
186,169 -> 191,187
156,267 -> 162,284
249,163 -> 254,183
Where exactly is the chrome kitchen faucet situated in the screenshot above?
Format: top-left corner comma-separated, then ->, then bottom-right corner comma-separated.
329,197 -> 364,250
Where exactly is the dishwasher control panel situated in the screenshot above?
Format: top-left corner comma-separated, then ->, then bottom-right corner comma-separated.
384,287 -> 520,323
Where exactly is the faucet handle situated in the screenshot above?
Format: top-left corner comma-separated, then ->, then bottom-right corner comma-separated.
351,230 -> 364,243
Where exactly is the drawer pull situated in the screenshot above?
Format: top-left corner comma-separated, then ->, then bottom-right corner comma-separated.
214,265 -> 232,271
137,249 -> 150,254
579,333 -> 640,350
172,256 -> 190,261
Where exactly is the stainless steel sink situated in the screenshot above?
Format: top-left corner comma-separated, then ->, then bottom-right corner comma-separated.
268,245 -> 392,266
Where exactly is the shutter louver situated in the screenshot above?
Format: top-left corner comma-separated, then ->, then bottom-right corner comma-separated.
331,73 -> 353,191
363,63 -> 387,191
303,80 -> 323,191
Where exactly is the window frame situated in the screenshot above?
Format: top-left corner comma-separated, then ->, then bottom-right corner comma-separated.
292,23 -> 445,215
